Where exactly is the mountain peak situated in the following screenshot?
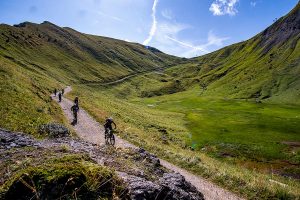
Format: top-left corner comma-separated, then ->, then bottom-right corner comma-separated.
41,21 -> 56,26
13,21 -> 36,28
12,21 -> 58,28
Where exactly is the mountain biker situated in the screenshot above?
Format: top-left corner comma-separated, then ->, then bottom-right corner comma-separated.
74,96 -> 79,106
58,92 -> 62,102
71,104 -> 79,125
104,117 -> 116,135
54,88 -> 57,96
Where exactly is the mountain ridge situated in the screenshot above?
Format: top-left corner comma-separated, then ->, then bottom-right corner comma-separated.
168,2 -> 300,104
0,21 -> 180,83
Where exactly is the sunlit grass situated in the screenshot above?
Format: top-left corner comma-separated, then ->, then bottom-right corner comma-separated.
68,80 -> 300,199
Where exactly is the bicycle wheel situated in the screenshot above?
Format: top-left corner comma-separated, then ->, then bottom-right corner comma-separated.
110,134 -> 115,145
105,129 -> 110,144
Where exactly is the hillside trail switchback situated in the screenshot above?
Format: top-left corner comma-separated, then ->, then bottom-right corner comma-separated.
53,86 -> 244,200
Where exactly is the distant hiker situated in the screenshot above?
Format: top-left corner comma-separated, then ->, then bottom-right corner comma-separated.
71,104 -> 79,125
58,92 -> 62,102
74,96 -> 79,106
62,88 -> 64,96
104,117 -> 116,134
54,88 -> 57,96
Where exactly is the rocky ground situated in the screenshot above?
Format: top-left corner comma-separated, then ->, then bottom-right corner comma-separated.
0,128 -> 204,199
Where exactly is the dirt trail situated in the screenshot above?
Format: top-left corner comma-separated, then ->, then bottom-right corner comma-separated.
53,86 -> 134,148
54,86 -> 244,200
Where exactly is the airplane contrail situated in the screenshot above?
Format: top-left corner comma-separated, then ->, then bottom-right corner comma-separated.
143,0 -> 159,45
166,36 -> 210,53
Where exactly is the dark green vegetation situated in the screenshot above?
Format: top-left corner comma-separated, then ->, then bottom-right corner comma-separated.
0,149 -> 127,200
0,2 -> 300,199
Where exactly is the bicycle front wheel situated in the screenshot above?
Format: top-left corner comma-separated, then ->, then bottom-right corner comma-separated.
110,134 -> 115,145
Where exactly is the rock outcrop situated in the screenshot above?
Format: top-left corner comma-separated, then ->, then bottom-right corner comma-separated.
0,129 -> 204,200
120,172 -> 204,200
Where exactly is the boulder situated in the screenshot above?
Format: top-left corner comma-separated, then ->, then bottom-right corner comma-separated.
119,172 -> 204,200
159,173 -> 204,200
38,123 -> 69,138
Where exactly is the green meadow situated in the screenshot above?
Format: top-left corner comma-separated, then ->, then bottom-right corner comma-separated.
138,89 -> 300,163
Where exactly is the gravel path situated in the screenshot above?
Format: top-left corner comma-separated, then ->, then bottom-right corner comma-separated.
54,86 -> 244,200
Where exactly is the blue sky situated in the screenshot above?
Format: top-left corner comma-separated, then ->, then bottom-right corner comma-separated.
0,0 -> 298,57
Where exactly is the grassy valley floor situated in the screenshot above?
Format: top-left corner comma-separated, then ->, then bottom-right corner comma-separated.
66,80 -> 300,199
136,88 -> 300,177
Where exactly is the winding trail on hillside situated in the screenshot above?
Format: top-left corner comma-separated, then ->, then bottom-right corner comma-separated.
53,86 -> 244,200
101,73 -> 138,86
83,67 -> 167,86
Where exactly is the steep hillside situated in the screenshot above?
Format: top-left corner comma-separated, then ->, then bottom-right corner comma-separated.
0,21 -> 179,83
0,21 -> 180,134
168,2 -> 300,104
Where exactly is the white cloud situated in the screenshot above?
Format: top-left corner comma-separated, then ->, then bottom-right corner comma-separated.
97,11 -> 123,22
165,36 -> 209,54
130,0 -> 230,57
209,0 -> 239,16
143,0 -> 159,45
202,30 -> 230,48
161,9 -> 173,20
146,21 -> 192,56
250,1 -> 257,7
164,31 -> 229,57
150,20 -> 229,58
156,22 -> 190,41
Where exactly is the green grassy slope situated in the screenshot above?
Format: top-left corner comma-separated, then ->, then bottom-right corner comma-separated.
165,2 -> 300,104
0,21 -> 180,83
0,21 -> 180,134
0,56 -> 65,134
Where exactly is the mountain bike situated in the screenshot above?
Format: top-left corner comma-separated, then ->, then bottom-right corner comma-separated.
105,128 -> 115,145
72,112 -> 78,125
